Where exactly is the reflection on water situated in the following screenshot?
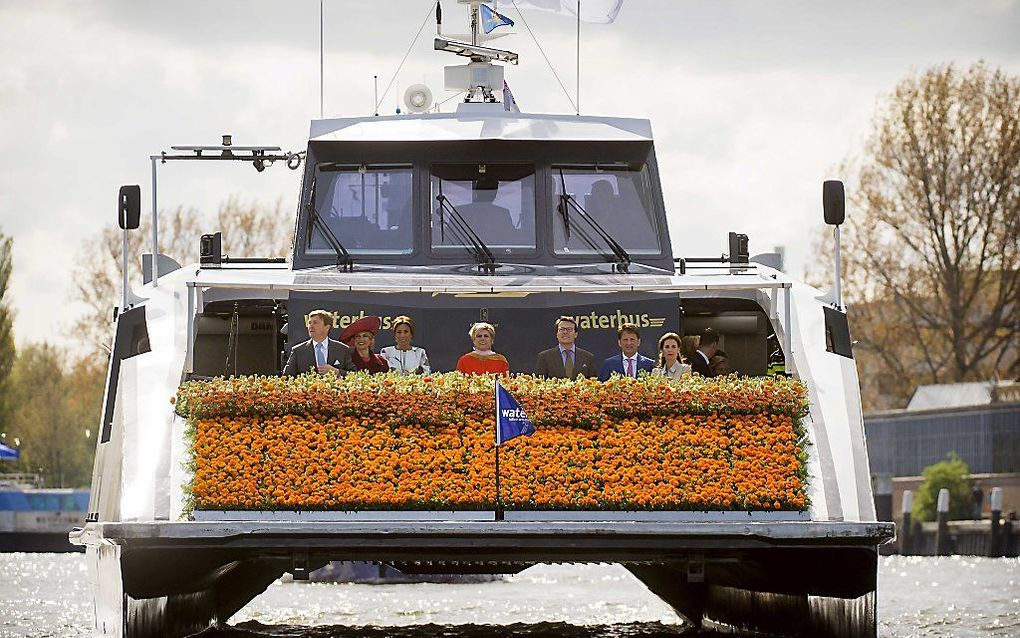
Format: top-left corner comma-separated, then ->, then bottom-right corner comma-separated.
878,556 -> 1020,637
1,554 -> 1018,637
228,564 -> 679,629
206,621 -> 686,638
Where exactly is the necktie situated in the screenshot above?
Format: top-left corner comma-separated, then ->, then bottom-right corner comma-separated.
627,358 -> 634,377
564,349 -> 574,377
315,343 -> 326,366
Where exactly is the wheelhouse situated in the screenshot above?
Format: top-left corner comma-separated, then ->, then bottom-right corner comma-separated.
293,111 -> 675,273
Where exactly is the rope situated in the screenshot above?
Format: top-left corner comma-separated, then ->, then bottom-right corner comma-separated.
437,90 -> 467,110
510,0 -> 578,112
376,1 -> 439,114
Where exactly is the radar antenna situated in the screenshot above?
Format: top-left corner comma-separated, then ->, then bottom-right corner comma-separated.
435,1 -> 519,103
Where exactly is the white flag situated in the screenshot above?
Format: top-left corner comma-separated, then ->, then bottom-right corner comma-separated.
510,0 -> 623,24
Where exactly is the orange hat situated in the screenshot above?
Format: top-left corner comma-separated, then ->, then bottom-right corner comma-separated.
339,315 -> 382,345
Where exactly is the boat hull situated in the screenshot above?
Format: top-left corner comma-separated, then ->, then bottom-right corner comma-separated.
72,519 -> 892,637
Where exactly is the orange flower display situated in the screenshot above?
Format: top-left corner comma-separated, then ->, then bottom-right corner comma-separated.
176,373 -> 810,512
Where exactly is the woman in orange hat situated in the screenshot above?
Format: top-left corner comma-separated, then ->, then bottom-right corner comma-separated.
456,322 -> 509,375
339,316 -> 390,374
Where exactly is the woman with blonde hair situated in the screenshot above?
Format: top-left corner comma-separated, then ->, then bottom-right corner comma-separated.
455,322 -> 510,375
652,332 -> 691,379
380,315 -> 431,374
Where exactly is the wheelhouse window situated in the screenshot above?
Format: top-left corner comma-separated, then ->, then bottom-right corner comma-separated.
307,164 -> 413,256
552,163 -> 661,256
430,163 -> 536,255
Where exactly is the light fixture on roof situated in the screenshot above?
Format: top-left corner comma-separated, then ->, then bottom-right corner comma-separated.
403,84 -> 434,113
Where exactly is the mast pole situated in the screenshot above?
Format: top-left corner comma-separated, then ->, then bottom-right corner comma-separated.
494,379 -> 503,521
576,0 -> 580,115
319,0 -> 324,118
471,2 -> 479,45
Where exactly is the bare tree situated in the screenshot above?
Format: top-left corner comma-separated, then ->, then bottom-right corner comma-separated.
0,230 -> 15,428
810,62 -> 1020,409
72,198 -> 292,358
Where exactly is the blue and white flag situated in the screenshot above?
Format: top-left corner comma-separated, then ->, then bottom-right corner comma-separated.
495,381 -> 535,445
0,442 -> 19,461
481,3 -> 515,33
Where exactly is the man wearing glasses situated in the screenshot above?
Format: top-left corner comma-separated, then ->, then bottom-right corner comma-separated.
534,316 -> 596,379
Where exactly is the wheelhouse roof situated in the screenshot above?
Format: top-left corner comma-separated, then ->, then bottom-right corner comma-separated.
309,107 -> 653,144
181,264 -> 794,294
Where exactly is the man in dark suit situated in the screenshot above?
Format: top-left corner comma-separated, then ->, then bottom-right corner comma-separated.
598,323 -> 655,381
535,316 -> 595,379
283,309 -> 357,376
690,327 -> 720,377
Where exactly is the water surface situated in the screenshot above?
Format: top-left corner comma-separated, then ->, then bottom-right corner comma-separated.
1,554 -> 1017,637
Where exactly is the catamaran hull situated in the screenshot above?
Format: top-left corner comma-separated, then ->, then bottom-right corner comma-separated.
73,519 -> 890,638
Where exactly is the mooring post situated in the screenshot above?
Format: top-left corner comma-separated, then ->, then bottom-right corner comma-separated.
899,490 -> 913,556
989,487 -> 1003,558
874,473 -> 893,521
936,488 -> 951,556
1005,513 -> 1017,557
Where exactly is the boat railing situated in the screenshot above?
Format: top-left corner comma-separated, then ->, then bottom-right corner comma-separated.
0,473 -> 45,489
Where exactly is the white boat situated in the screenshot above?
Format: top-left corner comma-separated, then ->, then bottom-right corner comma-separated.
0,475 -> 89,552
71,3 -> 893,636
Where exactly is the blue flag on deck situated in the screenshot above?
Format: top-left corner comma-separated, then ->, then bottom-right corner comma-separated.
480,4 -> 515,33
0,442 -> 19,460
495,381 -> 535,445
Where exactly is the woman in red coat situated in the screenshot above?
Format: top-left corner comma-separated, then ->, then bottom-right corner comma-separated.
339,316 -> 390,373
456,322 -> 509,375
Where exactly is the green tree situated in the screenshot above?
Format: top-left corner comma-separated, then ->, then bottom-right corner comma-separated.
912,453 -> 973,522
5,344 -> 103,487
0,230 -> 14,430
808,62 -> 1020,410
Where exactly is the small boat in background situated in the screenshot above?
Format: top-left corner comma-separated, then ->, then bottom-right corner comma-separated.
0,474 -> 88,552
299,561 -> 502,584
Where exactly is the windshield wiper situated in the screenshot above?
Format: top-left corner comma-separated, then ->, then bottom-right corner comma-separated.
435,191 -> 497,274
305,172 -> 353,272
556,169 -> 630,272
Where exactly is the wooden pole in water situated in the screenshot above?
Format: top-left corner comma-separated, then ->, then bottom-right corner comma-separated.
900,490 -> 913,556
936,488 -> 951,556
989,487 -> 1003,558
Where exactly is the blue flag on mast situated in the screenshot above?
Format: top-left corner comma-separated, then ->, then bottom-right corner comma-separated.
0,442 -> 19,460
495,381 -> 535,445
480,4 -> 515,33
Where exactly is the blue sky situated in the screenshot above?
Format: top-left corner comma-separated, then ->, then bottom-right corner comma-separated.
1,0 -> 1018,351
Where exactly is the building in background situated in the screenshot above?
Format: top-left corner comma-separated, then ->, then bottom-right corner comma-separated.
865,379 -> 1020,521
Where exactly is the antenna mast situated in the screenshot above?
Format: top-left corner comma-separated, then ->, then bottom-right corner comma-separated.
434,1 -> 519,103
319,0 -> 324,118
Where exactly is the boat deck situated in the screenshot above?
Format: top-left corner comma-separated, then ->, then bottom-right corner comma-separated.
74,519 -> 894,560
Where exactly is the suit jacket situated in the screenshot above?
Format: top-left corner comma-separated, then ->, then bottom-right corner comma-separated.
534,346 -> 595,379
689,350 -> 713,377
283,337 -> 356,376
598,353 -> 656,381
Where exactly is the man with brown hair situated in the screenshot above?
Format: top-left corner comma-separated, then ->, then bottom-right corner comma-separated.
598,323 -> 655,381
690,327 -> 720,377
535,316 -> 595,378
283,309 -> 356,376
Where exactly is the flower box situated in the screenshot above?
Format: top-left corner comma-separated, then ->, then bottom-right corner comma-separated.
174,373 -> 810,514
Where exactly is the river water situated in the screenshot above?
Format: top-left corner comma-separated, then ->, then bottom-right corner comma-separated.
1,555 -> 1017,637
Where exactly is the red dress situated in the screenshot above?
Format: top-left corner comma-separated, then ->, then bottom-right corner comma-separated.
456,352 -> 510,375
352,350 -> 390,373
